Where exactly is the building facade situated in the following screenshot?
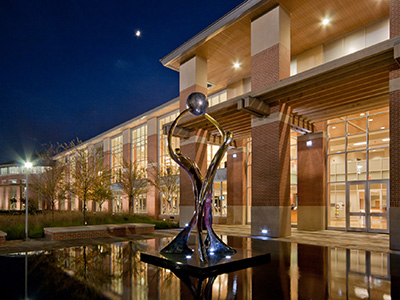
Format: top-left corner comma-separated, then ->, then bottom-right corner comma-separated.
11,0 -> 400,250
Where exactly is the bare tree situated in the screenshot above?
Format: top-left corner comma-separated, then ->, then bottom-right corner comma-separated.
68,141 -> 111,225
119,159 -> 148,215
30,142 -> 68,221
148,165 -> 180,215
92,169 -> 113,212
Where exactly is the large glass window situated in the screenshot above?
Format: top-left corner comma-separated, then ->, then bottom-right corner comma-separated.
159,112 -> 180,215
111,135 -> 123,183
327,108 -> 389,228
246,138 -> 252,223
290,130 -> 301,225
112,190 -> 123,213
132,125 -> 147,170
208,90 -> 227,107
207,144 -> 227,217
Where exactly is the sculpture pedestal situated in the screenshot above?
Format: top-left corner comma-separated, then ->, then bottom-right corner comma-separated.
141,240 -> 270,299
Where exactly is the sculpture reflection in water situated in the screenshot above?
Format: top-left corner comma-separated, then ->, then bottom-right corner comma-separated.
160,92 -> 236,262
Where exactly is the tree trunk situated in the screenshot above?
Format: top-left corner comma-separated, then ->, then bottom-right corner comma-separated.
83,195 -> 87,225
129,195 -> 133,215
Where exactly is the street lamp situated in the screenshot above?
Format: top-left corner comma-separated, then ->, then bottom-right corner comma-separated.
24,161 -> 32,241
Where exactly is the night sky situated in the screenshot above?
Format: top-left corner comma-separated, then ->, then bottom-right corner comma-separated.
0,0 -> 243,164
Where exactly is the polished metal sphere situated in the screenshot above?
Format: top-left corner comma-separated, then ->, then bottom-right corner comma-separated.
186,92 -> 209,116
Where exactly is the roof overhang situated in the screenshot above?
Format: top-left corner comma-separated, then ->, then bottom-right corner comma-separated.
171,37 -> 399,141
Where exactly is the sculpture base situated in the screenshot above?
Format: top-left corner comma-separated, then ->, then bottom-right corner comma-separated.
141,246 -> 270,278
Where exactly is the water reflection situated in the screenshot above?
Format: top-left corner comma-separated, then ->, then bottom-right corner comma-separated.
2,236 -> 397,299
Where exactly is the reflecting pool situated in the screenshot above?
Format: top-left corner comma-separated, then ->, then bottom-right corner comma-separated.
1,236 -> 398,299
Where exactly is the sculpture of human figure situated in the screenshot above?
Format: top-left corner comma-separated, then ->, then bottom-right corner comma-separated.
160,92 -> 236,262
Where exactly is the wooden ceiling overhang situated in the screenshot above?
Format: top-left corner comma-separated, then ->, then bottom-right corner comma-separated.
170,38 -> 399,142
161,0 -> 389,94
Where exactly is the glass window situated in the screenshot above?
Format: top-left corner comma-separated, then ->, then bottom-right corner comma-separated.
328,183 -> 346,228
158,112 -> 180,215
135,192 -> 147,214
111,135 -> 123,183
369,148 -> 389,180
328,137 -> 345,153
132,125 -> 148,171
208,90 -> 227,107
347,117 -> 366,135
327,122 -> 345,138
212,181 -> 227,217
112,190 -> 123,213
159,112 -> 180,173
369,129 -> 389,148
207,144 -> 227,169
328,154 -> 346,182
347,151 -> 367,181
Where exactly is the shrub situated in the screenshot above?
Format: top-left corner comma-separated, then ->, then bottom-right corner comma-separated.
0,211 -> 178,240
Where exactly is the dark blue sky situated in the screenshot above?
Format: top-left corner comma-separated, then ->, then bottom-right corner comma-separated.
0,0 -> 243,164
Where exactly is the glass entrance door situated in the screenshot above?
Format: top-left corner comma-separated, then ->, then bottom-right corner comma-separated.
347,183 -> 366,231
346,180 -> 389,232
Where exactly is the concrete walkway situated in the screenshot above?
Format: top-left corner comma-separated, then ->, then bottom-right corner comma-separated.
0,225 -> 396,255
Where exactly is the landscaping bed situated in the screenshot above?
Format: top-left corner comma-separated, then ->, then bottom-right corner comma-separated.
0,211 -> 178,240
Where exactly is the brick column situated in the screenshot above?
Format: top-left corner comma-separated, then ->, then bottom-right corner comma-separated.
147,118 -> 160,219
179,55 -> 208,111
103,137 -> 111,212
122,129 -> 131,212
179,130 -> 208,227
390,67 -> 400,250
251,105 -> 291,237
227,141 -> 246,224
178,55 -> 208,226
297,132 -> 326,230
251,5 -> 290,90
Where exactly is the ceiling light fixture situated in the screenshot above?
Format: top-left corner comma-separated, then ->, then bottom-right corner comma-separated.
322,18 -> 330,25
233,62 -> 240,69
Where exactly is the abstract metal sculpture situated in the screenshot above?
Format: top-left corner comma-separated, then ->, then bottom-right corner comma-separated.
160,92 -> 236,262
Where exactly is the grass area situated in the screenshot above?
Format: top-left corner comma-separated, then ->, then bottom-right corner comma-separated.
0,211 -> 178,240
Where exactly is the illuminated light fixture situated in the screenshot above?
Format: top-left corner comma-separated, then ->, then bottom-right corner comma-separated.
360,113 -> 365,116
369,119 -> 373,122
185,255 -> 192,259
306,140 -> 313,147
135,30 -> 141,37
353,142 -> 367,146
381,126 -> 385,129
332,126 -> 336,129
226,256 -> 232,259
233,153 -> 237,158
209,252 -> 215,256
261,229 -> 268,234
185,223 -> 189,227
382,138 -> 390,141
322,18 -> 330,25
233,62 -> 240,69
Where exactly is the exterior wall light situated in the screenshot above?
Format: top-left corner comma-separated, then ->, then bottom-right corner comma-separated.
306,140 -> 312,147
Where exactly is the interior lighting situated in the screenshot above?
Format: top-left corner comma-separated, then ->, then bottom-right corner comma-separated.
353,142 -> 367,146
360,113 -> 365,116
225,256 -> 232,259
185,223 -> 189,227
261,229 -> 268,234
306,140 -> 313,147
185,255 -> 192,259
233,62 -> 240,69
369,119 -> 373,122
233,153 -> 237,158
322,18 -> 330,25
382,138 -> 390,141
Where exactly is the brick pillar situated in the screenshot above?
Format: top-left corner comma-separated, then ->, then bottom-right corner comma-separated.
390,67 -> 400,250
297,132 -> 326,230
179,130 -> 208,227
179,55 -> 208,111
178,55 -> 208,226
251,104 -> 291,237
147,118 -> 160,219
227,141 -> 246,224
251,5 -> 290,90
103,137 -> 112,212
122,129 -> 131,212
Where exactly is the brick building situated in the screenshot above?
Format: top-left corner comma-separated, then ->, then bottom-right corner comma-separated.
29,0 -> 400,250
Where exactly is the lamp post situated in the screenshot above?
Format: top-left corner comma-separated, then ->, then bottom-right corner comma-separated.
24,162 -> 32,241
